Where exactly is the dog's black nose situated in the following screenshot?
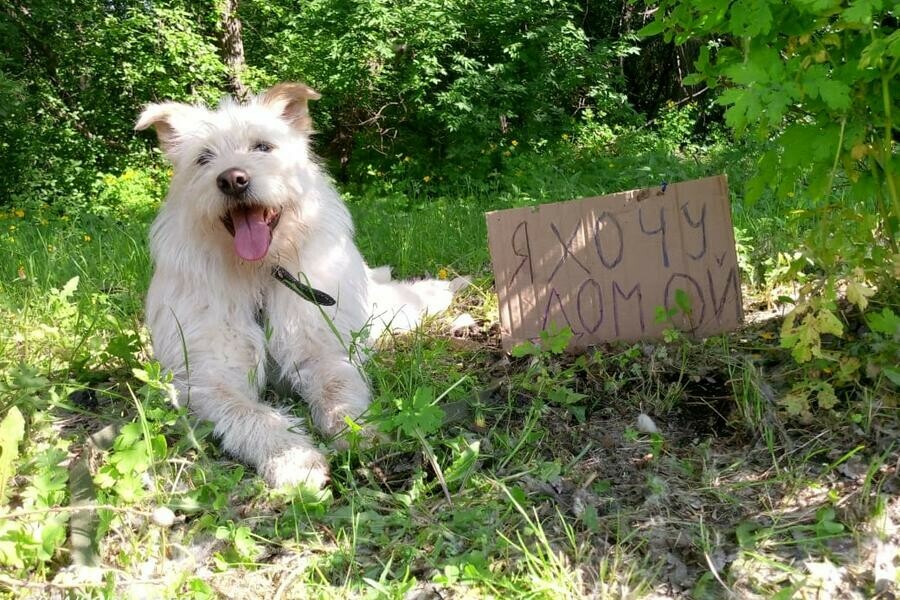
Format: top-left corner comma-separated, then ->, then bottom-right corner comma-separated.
217,168 -> 250,196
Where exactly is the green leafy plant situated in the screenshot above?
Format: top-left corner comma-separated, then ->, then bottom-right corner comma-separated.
94,364 -> 182,504
642,0 -> 899,421
642,0 -> 899,247
0,423 -> 70,574
0,407 -> 25,504
387,386 -> 445,439
213,522 -> 262,568
864,307 -> 900,386
511,326 -> 591,423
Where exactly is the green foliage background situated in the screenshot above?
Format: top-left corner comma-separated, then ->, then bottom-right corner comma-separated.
0,0 -> 657,199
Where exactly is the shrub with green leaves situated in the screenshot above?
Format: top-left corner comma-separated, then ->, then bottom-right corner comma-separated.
640,0 -> 899,418
1,1 -> 225,207
243,0 -> 636,175
641,0 -> 898,246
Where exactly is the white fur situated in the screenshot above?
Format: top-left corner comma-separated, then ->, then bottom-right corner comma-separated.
138,86 -> 456,488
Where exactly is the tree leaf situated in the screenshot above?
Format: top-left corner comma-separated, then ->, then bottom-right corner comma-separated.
867,308 -> 899,335
636,19 -> 666,38
816,383 -> 838,410
842,0 -> 876,25
846,279 -> 875,311
816,309 -> 844,337
817,79 -> 851,111
730,0 -> 773,37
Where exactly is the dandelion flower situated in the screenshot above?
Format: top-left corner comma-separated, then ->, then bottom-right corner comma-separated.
438,268 -> 449,280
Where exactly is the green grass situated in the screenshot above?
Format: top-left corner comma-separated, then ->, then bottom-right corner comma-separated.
0,139 -> 897,598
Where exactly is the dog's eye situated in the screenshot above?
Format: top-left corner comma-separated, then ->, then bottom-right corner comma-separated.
252,142 -> 274,153
196,150 -> 215,166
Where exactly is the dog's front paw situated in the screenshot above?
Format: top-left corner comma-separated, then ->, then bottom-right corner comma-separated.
259,446 -> 329,489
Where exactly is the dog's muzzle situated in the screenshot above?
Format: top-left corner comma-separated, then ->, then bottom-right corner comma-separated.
216,168 -> 282,262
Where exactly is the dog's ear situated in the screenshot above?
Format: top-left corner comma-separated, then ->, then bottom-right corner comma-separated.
135,103 -> 196,152
261,83 -> 321,131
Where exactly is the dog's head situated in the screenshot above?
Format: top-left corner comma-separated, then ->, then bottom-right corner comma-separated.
136,83 -> 321,262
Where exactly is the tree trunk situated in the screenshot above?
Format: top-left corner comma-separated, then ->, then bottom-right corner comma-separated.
220,0 -> 249,101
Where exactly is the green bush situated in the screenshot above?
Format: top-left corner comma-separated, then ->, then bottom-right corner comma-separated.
642,0 -> 900,418
243,0 -> 637,176
0,2 -> 225,206
641,0 -> 899,248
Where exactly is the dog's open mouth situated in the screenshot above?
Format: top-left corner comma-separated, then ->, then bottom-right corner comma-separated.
221,205 -> 281,261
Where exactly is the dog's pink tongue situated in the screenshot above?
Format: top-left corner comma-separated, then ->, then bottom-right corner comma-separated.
231,206 -> 271,261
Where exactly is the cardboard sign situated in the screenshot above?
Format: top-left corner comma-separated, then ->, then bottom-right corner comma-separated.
486,175 -> 743,351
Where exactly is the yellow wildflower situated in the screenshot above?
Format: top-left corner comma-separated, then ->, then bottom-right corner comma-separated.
511,140 -> 518,147
84,234 -> 92,242
423,175 -> 431,183
561,133 -> 570,140
14,209 -> 24,218
437,268 -> 449,280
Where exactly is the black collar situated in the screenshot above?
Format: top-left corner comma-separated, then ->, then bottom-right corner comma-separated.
272,265 -> 336,306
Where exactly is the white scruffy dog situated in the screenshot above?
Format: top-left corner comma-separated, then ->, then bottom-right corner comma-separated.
136,83 -> 458,488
